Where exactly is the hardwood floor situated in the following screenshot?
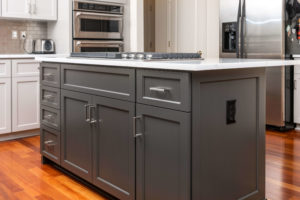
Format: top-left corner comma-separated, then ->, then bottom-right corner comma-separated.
266,130 -> 300,200
0,131 -> 300,200
0,136 -> 107,200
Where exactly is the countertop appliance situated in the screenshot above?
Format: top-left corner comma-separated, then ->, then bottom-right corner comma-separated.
33,39 -> 55,54
70,52 -> 203,60
72,0 -> 124,53
220,0 -> 300,130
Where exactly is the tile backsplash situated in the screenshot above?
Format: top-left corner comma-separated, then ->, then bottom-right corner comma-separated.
0,20 -> 47,54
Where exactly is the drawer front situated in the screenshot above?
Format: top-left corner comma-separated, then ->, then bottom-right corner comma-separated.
137,70 -> 191,111
61,64 -> 135,102
41,126 -> 60,164
41,86 -> 60,109
0,60 -> 11,78
41,106 -> 60,130
40,63 -> 60,88
12,59 -> 40,77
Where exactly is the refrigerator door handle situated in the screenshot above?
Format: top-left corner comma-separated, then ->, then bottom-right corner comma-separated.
241,0 -> 246,58
236,0 -> 242,58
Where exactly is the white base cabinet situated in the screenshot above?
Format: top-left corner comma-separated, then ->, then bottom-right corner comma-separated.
0,78 -> 11,134
12,76 -> 40,132
0,58 -> 40,137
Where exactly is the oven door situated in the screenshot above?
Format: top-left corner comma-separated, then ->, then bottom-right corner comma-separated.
74,11 -> 123,39
73,40 -> 124,52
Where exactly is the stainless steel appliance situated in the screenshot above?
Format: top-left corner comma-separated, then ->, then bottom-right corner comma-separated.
73,0 -> 123,40
220,0 -> 297,130
33,39 -> 55,54
70,52 -> 203,60
73,40 -> 123,52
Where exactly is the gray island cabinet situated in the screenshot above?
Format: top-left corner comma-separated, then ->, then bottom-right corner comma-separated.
40,62 -> 266,200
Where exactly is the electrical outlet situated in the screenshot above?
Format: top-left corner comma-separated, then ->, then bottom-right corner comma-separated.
20,31 -> 26,40
12,30 -> 18,40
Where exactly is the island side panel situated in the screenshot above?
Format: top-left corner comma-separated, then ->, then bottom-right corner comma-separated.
192,68 -> 266,200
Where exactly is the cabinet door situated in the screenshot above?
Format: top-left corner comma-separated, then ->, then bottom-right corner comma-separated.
0,78 -> 11,134
33,0 -> 57,20
92,96 -> 135,200
136,104 -> 191,200
61,90 -> 93,182
2,0 -> 31,19
294,74 -> 300,123
12,76 -> 40,132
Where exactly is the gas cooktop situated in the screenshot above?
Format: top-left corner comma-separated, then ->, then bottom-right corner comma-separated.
71,52 -> 203,60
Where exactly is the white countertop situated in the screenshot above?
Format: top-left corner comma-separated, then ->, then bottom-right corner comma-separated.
35,56 -> 300,72
0,54 -> 68,59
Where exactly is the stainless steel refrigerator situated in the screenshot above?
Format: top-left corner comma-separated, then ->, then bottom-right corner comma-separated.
220,0 -> 296,130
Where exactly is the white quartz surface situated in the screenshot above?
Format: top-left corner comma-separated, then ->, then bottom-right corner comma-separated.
0,54 -> 68,59
35,56 -> 300,72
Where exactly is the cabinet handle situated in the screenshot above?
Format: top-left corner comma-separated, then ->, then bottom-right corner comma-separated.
85,105 -> 90,123
44,114 -> 54,122
44,94 -> 54,101
89,105 -> 97,124
133,116 -> 143,138
295,80 -> 297,90
44,140 -> 55,147
149,87 -> 171,93
44,73 -> 54,81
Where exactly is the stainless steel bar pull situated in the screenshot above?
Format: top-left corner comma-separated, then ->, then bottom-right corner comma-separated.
89,105 -> 97,124
133,116 -> 143,138
84,104 -> 90,123
149,87 -> 171,93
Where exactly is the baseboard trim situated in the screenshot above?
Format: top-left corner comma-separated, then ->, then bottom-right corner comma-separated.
0,129 -> 40,142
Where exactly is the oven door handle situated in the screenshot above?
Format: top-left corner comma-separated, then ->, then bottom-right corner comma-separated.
76,11 -> 123,18
75,41 -> 124,47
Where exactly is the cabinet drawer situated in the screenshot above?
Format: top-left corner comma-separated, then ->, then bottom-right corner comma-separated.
137,70 -> 191,111
41,126 -> 60,164
41,86 -> 60,109
12,59 -> 40,77
40,63 -> 60,88
61,64 -> 135,101
41,106 -> 60,130
0,60 -> 11,78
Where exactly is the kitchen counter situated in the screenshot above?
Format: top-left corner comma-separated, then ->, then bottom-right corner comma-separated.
0,54 -> 67,59
35,56 -> 300,71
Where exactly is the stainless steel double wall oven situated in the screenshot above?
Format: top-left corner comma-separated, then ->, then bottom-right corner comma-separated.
73,0 -> 124,52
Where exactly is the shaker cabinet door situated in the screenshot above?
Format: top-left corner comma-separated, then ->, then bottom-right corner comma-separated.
12,76 -> 40,132
136,104 -> 191,200
61,89 -> 93,182
92,96 -> 135,200
294,74 -> 300,124
0,78 -> 11,134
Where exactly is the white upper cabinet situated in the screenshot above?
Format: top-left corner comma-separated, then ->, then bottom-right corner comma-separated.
2,0 -> 57,21
33,0 -> 57,20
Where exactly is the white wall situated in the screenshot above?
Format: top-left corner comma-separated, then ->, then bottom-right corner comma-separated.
130,0 -> 220,58
47,0 -> 72,54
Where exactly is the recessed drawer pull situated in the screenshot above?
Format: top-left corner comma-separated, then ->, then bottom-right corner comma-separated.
44,114 -> 54,122
44,73 -> 54,80
44,94 -> 54,100
149,87 -> 171,93
44,140 -> 56,147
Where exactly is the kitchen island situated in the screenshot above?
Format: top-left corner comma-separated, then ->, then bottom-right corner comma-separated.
36,57 -> 300,200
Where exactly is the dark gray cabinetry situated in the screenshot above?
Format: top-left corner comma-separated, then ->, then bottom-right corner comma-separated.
192,69 -> 266,200
40,63 -> 60,88
135,104 -> 191,200
92,96 -> 135,200
61,89 -> 93,182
